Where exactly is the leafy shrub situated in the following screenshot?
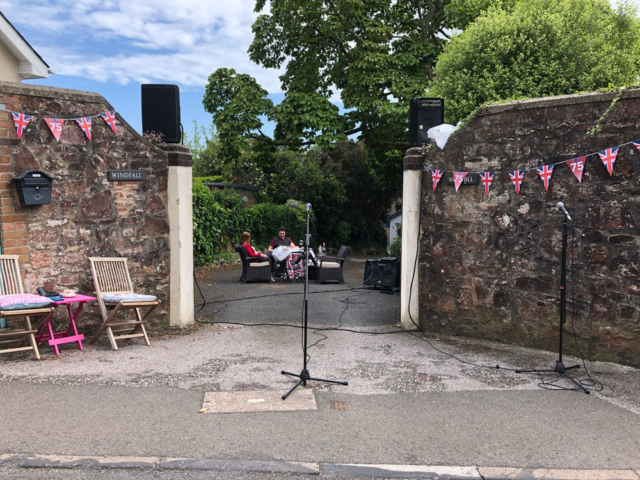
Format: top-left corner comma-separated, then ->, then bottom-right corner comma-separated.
193,182 -> 310,265
389,235 -> 402,258
430,0 -> 640,123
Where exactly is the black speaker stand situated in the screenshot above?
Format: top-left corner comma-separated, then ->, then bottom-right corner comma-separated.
281,205 -> 348,400
515,214 -> 589,394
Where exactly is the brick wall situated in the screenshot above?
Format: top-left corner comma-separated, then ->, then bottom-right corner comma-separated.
0,81 -> 172,328
413,88 -> 640,368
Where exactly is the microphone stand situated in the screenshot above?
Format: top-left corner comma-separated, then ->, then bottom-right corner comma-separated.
281,204 -> 348,400
515,210 -> 590,394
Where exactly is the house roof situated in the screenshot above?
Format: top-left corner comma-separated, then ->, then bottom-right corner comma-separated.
387,211 -> 402,222
0,11 -> 53,80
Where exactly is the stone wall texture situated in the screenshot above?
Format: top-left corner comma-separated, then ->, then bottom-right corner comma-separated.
413,88 -> 640,368
0,81 -> 171,328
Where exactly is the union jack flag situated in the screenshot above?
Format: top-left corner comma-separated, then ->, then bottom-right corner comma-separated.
509,170 -> 525,195
536,164 -> 555,191
633,139 -> 640,152
100,110 -> 117,135
453,171 -> 467,192
598,147 -> 619,176
431,170 -> 443,192
479,172 -> 494,195
75,117 -> 92,141
11,112 -> 33,139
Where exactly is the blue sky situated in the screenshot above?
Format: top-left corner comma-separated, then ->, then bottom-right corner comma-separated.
1,0 -> 285,140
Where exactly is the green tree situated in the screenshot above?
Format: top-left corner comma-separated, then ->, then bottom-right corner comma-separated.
203,0 -> 513,154
430,0 -> 640,123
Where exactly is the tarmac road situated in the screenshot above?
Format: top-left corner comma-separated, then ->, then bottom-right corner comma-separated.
1,260 -> 639,479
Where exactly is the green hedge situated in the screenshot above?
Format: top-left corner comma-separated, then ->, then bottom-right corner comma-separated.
193,185 -> 311,266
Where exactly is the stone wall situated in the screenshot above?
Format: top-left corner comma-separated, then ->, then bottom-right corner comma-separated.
413,88 -> 640,367
0,81 -> 171,327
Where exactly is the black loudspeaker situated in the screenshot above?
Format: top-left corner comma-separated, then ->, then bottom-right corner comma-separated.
364,258 -> 400,288
409,97 -> 444,147
141,84 -> 181,143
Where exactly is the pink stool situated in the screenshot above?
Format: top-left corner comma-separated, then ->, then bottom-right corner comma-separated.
35,294 -> 96,355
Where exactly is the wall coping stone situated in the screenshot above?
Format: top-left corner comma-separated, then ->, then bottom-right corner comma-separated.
0,81 -> 166,158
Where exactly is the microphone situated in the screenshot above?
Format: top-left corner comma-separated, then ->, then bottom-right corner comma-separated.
557,202 -> 572,222
306,203 -> 311,211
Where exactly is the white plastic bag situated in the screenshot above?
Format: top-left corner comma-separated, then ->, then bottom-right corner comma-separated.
427,123 -> 460,150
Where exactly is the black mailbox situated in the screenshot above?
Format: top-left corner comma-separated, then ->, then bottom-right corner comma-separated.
14,170 -> 53,206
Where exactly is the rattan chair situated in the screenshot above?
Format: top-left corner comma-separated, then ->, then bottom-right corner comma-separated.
0,255 -> 54,360
312,245 -> 350,284
88,257 -> 160,350
235,245 -> 273,283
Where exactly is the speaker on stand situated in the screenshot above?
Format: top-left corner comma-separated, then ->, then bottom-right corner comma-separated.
141,84 -> 181,143
364,258 -> 400,289
409,97 -> 444,147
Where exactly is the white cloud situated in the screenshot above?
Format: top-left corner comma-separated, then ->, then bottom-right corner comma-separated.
0,0 -> 282,91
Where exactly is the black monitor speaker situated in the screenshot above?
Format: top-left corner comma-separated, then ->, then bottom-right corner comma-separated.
409,97 -> 444,147
364,258 -> 400,288
141,84 -> 181,143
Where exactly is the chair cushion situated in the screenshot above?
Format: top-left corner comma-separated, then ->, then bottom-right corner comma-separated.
0,294 -> 53,310
320,261 -> 341,269
249,261 -> 270,267
103,293 -> 158,303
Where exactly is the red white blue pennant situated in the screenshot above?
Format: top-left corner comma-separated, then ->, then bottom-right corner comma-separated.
536,164 -> 554,191
566,156 -> 586,182
44,118 -> 65,142
431,170 -> 443,191
509,170 -> 525,195
479,172 -> 494,195
453,172 -> 467,192
11,112 -> 33,139
75,117 -> 92,141
100,110 -> 117,135
598,147 -> 619,176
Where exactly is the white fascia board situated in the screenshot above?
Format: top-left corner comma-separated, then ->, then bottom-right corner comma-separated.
0,16 -> 50,79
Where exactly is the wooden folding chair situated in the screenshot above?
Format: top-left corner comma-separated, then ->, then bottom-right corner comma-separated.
0,255 -> 54,360
88,257 -> 160,350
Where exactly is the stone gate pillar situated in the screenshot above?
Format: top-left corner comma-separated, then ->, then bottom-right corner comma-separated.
162,145 -> 194,327
400,148 -> 425,330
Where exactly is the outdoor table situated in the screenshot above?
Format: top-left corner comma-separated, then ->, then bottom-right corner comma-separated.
285,248 -> 316,279
35,294 -> 96,355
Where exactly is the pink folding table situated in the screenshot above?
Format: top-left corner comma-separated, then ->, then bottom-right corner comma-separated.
35,294 -> 96,355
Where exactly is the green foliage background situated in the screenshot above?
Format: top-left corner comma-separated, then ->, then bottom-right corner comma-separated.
430,0 -> 640,123
192,182 -> 312,266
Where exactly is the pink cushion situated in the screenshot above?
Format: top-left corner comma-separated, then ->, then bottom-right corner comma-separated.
0,294 -> 53,310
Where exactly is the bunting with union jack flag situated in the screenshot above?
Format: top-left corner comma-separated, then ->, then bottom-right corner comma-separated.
479,172 -> 494,195
598,147 -> 619,176
509,170 -> 525,195
100,110 -> 117,135
536,165 -> 554,191
75,117 -> 92,141
431,170 -> 443,191
11,112 -> 33,139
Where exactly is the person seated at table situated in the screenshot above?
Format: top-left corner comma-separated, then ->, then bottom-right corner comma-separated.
240,232 -> 272,267
268,227 -> 297,252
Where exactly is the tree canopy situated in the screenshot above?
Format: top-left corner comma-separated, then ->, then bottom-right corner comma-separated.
203,0 -> 513,152
429,0 -> 640,123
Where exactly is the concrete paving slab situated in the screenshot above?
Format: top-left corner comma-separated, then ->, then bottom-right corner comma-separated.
322,463 -> 480,478
479,467 -> 640,480
202,389 -> 317,413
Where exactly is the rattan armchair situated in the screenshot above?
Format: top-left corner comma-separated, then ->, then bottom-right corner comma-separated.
236,245 -> 273,283
311,245 -> 350,284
